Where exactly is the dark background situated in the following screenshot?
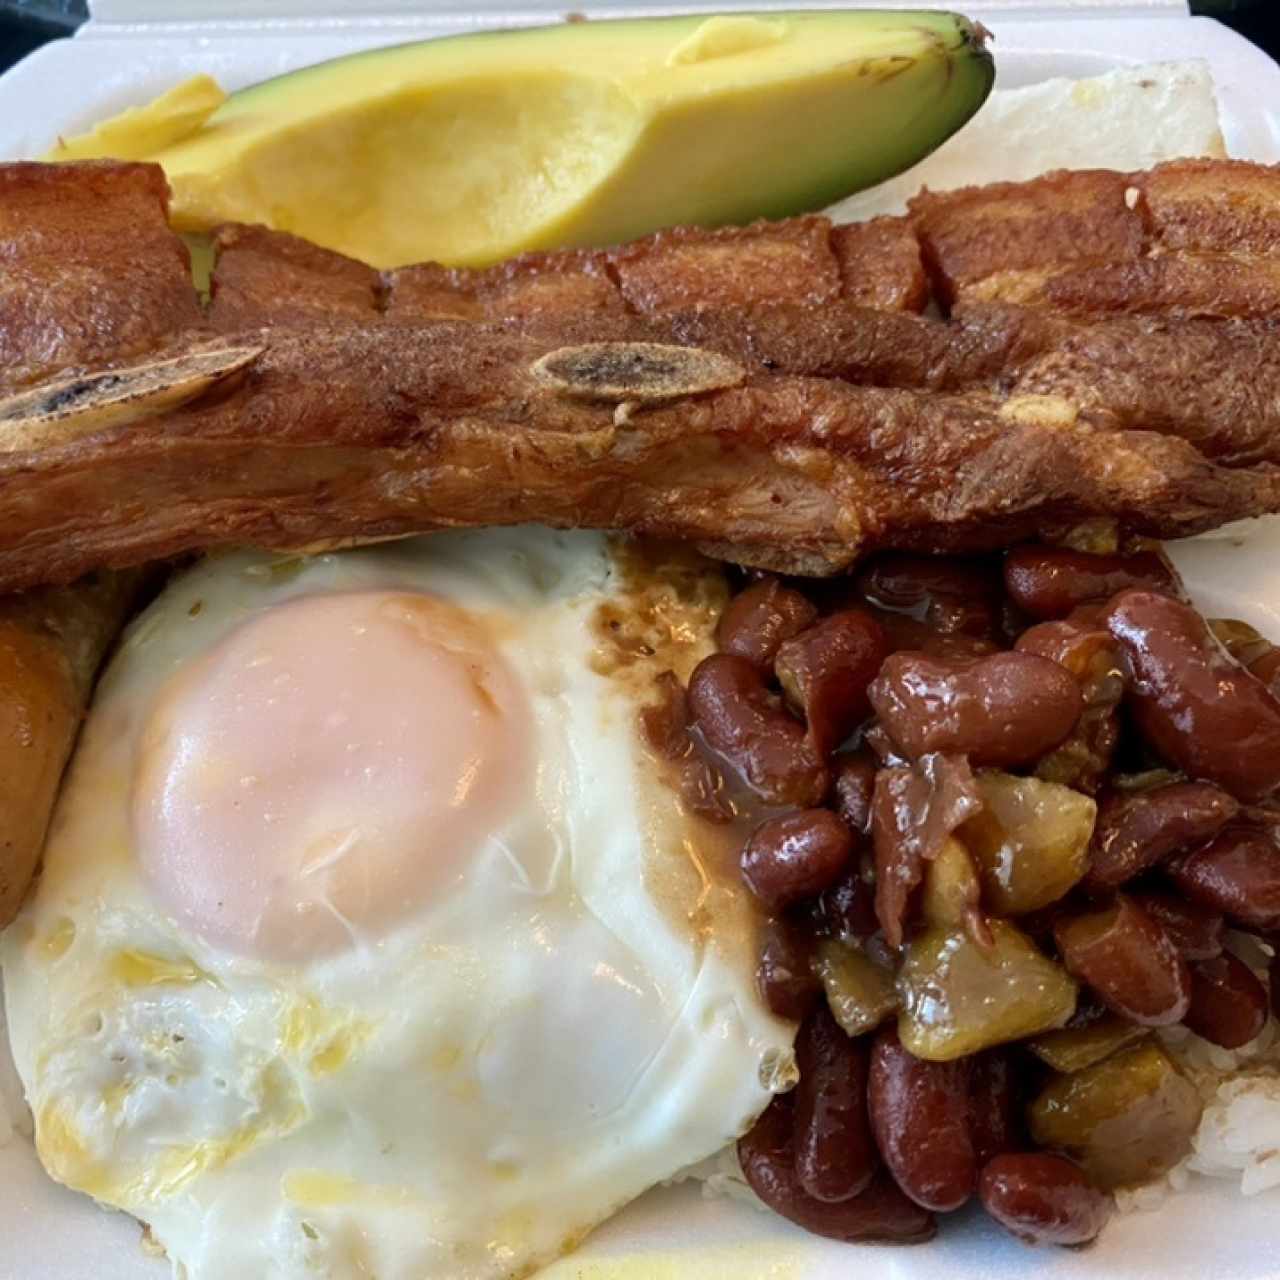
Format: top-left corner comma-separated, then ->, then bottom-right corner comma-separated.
0,1 -> 1276,80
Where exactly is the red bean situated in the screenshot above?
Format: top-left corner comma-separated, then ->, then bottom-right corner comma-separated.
756,917 -> 821,1022
832,750 -> 877,835
810,859 -> 879,942
1016,618 -> 1125,791
873,611 -> 1002,661
857,553 -> 1003,639
640,671 -> 690,760
775,611 -> 889,755
1005,546 -> 1180,620
794,1006 -> 878,1203
1085,782 -> 1240,892
738,1093 -> 936,1243
640,671 -> 734,823
868,651 -> 1082,769
741,810 -> 855,911
1129,889 -> 1224,961
688,654 -> 829,806
716,578 -> 817,670
871,754 -> 982,949
869,1026 -> 976,1212
1054,896 -> 1191,1027
1168,825 -> 1280,932
1104,591 -> 1280,802
1184,952 -> 1269,1049
969,1050 -> 1021,1167
980,1153 -> 1113,1246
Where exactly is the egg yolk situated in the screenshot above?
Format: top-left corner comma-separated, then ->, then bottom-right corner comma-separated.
133,591 -> 530,960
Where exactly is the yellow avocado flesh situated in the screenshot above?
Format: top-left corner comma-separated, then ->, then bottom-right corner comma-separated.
45,75 -> 227,162
137,11 -> 992,268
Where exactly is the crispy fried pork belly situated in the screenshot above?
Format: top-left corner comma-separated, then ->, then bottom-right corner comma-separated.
0,324 -> 1277,592
378,214 -> 928,322
212,214 -> 1280,466
209,223 -> 381,327
385,246 -> 624,323
911,159 -> 1280,317
0,161 -> 203,391
5,158 -> 1280,597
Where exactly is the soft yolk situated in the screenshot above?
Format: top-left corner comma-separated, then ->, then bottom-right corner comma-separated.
133,591 -> 530,961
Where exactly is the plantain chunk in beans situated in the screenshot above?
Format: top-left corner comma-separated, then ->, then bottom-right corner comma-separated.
868,651 -> 1083,770
741,809 -> 854,911
898,921 -> 1078,1061
814,939 -> 899,1038
961,773 -> 1095,916
1028,1014 -> 1147,1074
738,1092 -> 937,1243
1103,591 -> 1280,802
1254,647 -> 1280,701
980,1153 -> 1113,1247
1028,1042 -> 1202,1190
688,653 -> 828,806
921,836 -> 989,946
857,553 -> 1004,640
1183,951 -> 1269,1050
715,578 -> 816,669
1016,619 -> 1125,791
1085,781 -> 1240,893
1004,546 -> 1181,620
1210,618 -> 1277,669
1209,619 -> 1280,702
794,1006 -> 878,1203
756,916 -> 821,1022
775,610 -> 888,755
969,1050 -> 1023,1166
1053,896 -> 1190,1027
870,1026 -> 977,1212
1167,824 -> 1280,933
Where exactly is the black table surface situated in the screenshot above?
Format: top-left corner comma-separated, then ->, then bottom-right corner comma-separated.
0,2 -> 1277,89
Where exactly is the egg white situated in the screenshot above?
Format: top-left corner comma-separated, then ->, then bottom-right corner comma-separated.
2,528 -> 793,1280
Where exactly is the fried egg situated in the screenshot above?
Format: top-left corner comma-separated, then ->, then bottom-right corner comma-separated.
2,528 -> 793,1280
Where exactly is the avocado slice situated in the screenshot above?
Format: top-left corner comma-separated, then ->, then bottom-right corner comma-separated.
128,11 -> 993,268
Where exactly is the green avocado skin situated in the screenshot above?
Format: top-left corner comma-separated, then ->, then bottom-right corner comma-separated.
169,11 -> 995,266
231,11 -> 993,215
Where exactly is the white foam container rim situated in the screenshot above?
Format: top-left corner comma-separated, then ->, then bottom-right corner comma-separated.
3,4 -> 1280,1280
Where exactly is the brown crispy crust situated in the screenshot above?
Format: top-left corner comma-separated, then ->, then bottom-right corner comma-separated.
208,207 -> 1280,467
0,323 -> 1276,592
208,222 -> 381,328
5,158 -> 1280,598
910,159 -> 1280,318
0,161 -> 204,391
0,160 -> 191,923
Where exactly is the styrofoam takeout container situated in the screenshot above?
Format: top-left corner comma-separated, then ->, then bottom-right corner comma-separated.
1,2 -> 1280,1278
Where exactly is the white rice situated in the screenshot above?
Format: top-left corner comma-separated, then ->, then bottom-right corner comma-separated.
1122,934 -> 1280,1211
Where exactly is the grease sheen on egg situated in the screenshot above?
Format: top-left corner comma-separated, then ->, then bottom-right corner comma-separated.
2,528 -> 793,1280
